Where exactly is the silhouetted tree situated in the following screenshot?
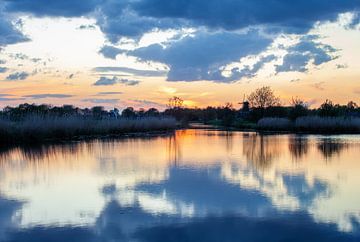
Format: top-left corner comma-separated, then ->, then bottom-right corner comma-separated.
121,107 -> 136,118
168,96 -> 184,109
248,86 -> 280,109
289,97 -> 309,120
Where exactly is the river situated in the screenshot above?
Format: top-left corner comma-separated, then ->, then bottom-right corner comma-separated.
0,129 -> 359,241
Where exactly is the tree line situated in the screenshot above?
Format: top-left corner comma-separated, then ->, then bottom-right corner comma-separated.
0,87 -> 359,127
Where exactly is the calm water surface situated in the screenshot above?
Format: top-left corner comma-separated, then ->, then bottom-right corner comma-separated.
0,129 -> 360,242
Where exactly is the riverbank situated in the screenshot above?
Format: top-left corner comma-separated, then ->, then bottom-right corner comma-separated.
0,117 -> 177,144
199,116 -> 360,134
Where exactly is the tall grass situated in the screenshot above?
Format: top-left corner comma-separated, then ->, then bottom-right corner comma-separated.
295,116 -> 360,133
0,116 -> 176,144
257,116 -> 360,133
257,118 -> 292,131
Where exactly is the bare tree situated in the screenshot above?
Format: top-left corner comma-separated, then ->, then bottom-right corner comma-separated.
248,86 -> 280,108
168,96 -> 184,109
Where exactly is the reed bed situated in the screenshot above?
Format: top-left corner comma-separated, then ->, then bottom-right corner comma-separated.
257,116 -> 360,133
295,116 -> 360,133
257,118 -> 292,131
0,116 -> 176,143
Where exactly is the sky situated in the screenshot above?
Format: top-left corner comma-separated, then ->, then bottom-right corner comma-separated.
0,0 -> 359,110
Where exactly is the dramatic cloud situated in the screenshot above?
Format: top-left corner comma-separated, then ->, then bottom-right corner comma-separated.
4,0 -> 358,41
134,0 -> 360,32
4,0 -> 103,17
1,0 -> 358,87
93,66 -> 167,77
227,55 -> 277,81
4,71 -> 29,81
93,76 -> 140,86
125,30 -> 272,82
23,94 -> 74,99
276,36 -> 338,73
92,0 -> 360,42
0,13 -> 28,46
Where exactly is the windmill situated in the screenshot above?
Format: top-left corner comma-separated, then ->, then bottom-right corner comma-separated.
239,94 -> 250,112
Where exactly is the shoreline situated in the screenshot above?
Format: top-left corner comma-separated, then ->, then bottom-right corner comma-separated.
2,126 -> 360,147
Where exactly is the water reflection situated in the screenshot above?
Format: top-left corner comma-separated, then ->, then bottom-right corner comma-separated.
288,136 -> 309,160
0,130 -> 359,241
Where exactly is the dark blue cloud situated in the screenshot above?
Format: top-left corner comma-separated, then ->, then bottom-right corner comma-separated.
4,71 -> 29,81
23,94 -> 74,99
98,45 -> 125,59
0,67 -> 8,73
93,76 -> 140,86
4,0 -> 103,17
3,0 -> 360,42
93,66 -> 167,77
228,55 -> 277,81
0,13 -> 28,46
77,24 -> 96,30
126,30 -> 272,82
134,0 -> 360,33
276,36 -> 338,73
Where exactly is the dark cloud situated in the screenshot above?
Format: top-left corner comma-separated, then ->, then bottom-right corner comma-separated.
93,76 -> 118,86
4,0 -> 358,42
9,53 -> 42,63
0,97 -> 25,101
98,45 -> 124,59
78,24 -> 96,30
0,94 -> 25,101
133,0 -> 360,33
0,13 -> 29,46
93,76 -> 140,86
82,98 -> 120,104
118,78 -> 140,86
4,0 -> 103,17
336,64 -> 348,69
67,73 -> 74,79
126,30 -> 272,82
0,67 -> 8,73
93,66 -> 167,77
4,71 -> 29,81
23,94 -> 74,99
228,55 -> 277,82
276,36 -> 338,73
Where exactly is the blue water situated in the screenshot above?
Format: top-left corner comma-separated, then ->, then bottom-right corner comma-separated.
0,130 -> 359,242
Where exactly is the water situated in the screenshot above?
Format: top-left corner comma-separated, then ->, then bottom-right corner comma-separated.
0,129 -> 360,242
